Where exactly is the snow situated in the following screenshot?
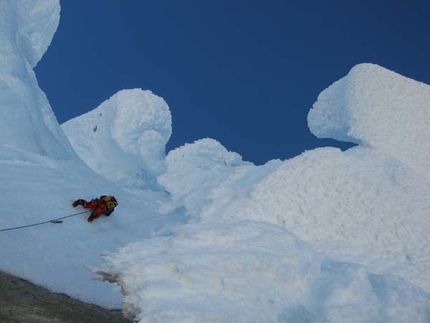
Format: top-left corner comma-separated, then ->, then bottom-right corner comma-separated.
189,146 -> 430,291
157,138 -> 252,217
62,89 -> 172,190
0,0 -> 74,160
96,221 -> 430,323
0,1 -> 430,322
308,63 -> 430,177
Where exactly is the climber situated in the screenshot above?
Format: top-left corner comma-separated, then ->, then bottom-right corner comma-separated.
72,195 -> 118,222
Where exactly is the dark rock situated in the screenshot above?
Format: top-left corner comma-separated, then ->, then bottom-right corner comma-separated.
0,271 -> 133,323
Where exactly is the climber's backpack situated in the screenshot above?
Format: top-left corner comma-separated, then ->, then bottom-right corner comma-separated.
100,195 -> 118,210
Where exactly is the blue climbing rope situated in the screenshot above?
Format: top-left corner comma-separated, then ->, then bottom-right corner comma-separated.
0,210 -> 91,233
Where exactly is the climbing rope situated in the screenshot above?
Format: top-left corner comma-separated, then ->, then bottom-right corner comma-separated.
0,210 -> 91,233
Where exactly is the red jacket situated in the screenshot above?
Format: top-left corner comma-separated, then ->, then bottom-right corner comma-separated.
82,199 -> 108,219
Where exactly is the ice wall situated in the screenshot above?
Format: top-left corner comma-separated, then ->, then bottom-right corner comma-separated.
0,0 -> 75,160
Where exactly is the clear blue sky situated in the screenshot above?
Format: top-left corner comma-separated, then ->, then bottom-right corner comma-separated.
36,0 -> 430,165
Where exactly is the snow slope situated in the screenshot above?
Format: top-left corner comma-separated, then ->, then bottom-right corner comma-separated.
0,146 -> 184,308
94,65 -> 430,322
96,221 -> 430,323
0,0 -> 183,308
0,0 -> 429,322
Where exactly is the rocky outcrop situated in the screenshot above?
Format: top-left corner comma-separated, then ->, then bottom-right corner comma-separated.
0,271 -> 132,323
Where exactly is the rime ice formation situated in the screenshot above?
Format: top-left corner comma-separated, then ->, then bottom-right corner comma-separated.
308,63 -> 430,177
96,221 -> 430,323
0,0 -> 75,160
62,89 -> 172,190
157,138 -> 251,216
95,65 -> 430,322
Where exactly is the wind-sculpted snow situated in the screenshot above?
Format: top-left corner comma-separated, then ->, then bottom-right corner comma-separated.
153,64 -> 430,293
308,63 -> 430,176
62,89 -> 172,190
0,0 -> 60,69
157,138 -> 251,216
199,146 -> 430,291
95,221 -> 430,323
0,0 -> 75,160
87,63 -> 430,322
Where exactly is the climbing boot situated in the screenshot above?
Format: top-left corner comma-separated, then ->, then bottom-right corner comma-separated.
72,199 -> 84,207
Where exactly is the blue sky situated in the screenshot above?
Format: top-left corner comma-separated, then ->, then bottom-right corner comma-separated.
36,0 -> 430,165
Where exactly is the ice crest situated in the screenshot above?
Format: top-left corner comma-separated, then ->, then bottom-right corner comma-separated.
308,63 -> 430,176
62,89 -> 172,190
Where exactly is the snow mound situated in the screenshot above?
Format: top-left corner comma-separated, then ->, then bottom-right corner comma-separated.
308,63 -> 430,176
62,89 -> 172,190
198,146 -> 430,291
0,0 -> 75,160
96,221 -> 430,323
157,138 -> 251,216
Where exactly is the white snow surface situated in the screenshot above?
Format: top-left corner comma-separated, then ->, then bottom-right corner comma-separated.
308,63 -> 430,177
0,1 -> 430,322
0,0 -> 74,160
62,89 -> 172,190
